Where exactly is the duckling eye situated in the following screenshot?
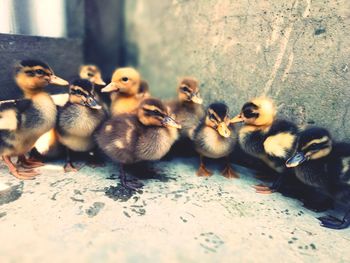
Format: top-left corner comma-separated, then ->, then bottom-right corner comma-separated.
121,77 -> 129,82
181,86 -> 190,93
35,69 -> 45,75
25,70 -> 35,77
87,72 -> 94,77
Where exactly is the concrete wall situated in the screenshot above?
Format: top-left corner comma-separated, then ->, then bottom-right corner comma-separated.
124,0 -> 350,140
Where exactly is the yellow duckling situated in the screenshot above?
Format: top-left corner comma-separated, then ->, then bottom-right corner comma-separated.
230,97 -> 298,193
0,59 -> 68,179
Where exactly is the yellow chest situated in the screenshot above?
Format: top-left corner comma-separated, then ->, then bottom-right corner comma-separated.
111,96 -> 141,115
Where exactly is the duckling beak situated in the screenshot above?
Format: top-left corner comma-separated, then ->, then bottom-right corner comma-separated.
50,75 -> 69,86
230,114 -> 244,124
286,152 -> 307,168
93,76 -> 106,86
190,94 -> 203,104
85,96 -> 102,110
217,122 -> 231,138
101,82 -> 119,93
162,116 -> 182,129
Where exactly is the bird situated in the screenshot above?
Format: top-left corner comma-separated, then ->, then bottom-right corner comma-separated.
167,77 -> 204,139
0,59 -> 68,179
286,127 -> 350,229
56,79 -> 107,172
102,67 -> 145,115
230,97 -> 298,193
193,102 -> 238,178
95,98 -> 181,189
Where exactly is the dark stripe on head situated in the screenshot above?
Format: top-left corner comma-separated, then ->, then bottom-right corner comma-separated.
242,102 -> 259,118
71,79 -> 94,92
20,59 -> 50,69
208,102 -> 228,120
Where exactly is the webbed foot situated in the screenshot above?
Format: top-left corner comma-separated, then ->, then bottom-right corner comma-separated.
253,184 -> 275,194
318,215 -> 350,230
196,165 -> 213,177
64,162 -> 80,173
221,165 -> 239,179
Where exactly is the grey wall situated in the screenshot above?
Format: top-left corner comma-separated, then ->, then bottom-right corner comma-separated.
0,34 -> 83,100
124,0 -> 350,140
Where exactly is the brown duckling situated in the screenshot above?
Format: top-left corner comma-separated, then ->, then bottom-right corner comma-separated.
102,67 -> 144,115
193,102 -> 238,178
56,79 -> 107,172
230,97 -> 298,193
95,98 -> 181,189
167,77 -> 204,139
0,59 -> 68,179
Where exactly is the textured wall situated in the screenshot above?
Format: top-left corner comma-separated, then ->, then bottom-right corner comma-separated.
125,0 -> 350,140
0,34 -> 83,100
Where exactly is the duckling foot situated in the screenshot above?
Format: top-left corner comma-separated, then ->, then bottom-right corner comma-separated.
121,180 -> 144,191
64,162 -> 80,173
17,155 -> 44,168
318,214 -> 350,230
221,165 -> 239,179
253,184 -> 275,194
10,169 -> 39,180
196,165 -> 213,177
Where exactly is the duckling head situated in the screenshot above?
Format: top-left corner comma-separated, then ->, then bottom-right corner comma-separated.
69,79 -> 102,110
14,59 -> 68,94
205,102 -> 231,138
177,77 -> 203,104
137,98 -> 181,129
79,64 -> 106,86
230,97 -> 276,127
101,67 -> 140,96
286,127 -> 332,167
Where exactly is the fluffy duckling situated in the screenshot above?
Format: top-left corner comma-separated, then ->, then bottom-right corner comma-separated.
286,127 -> 350,229
167,77 -> 204,139
95,98 -> 181,189
56,79 -> 107,172
0,59 -> 68,179
193,102 -> 238,178
230,97 -> 298,193
102,67 -> 144,115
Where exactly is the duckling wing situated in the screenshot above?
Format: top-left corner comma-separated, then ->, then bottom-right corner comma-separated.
0,99 -> 32,131
95,115 -> 139,164
263,119 -> 298,159
331,142 -> 350,185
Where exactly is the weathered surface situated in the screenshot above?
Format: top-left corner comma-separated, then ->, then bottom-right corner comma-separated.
0,159 -> 350,262
125,0 -> 350,140
0,34 -> 83,100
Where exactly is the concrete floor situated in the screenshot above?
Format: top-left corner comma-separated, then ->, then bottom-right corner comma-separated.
1,158 -> 350,263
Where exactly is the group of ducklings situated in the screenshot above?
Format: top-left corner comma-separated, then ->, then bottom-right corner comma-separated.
1,59 -> 350,230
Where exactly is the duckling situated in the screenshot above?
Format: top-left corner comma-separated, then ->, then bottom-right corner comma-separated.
167,77 -> 204,139
31,64 -> 109,160
230,97 -> 298,193
286,127 -> 350,229
95,98 -> 181,189
56,79 -> 107,172
102,67 -> 144,115
0,59 -> 68,179
193,102 -> 238,178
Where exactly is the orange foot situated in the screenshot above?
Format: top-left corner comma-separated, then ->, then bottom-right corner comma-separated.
253,184 -> 275,194
221,165 -> 239,179
64,162 -> 80,173
17,155 -> 44,169
196,165 -> 213,177
10,168 -> 39,180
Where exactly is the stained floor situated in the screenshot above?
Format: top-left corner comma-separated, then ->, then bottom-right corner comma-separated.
0,158 -> 350,263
